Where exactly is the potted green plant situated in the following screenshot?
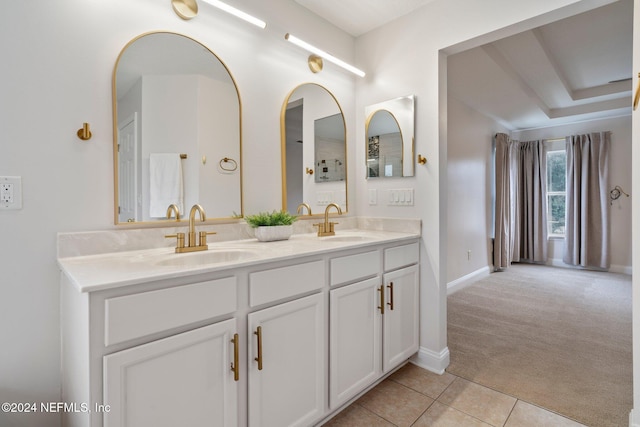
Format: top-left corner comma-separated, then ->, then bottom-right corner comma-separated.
244,210 -> 297,241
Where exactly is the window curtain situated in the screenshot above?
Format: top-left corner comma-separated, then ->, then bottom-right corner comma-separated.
493,133 -> 547,270
511,140 -> 548,263
493,133 -> 512,269
563,132 -> 610,269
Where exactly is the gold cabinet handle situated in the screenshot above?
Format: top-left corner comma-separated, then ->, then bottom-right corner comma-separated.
387,282 -> 394,311
634,72 -> 640,111
254,326 -> 263,371
230,333 -> 239,381
378,285 -> 385,315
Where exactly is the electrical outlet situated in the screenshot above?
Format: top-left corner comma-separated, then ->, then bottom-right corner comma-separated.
0,176 -> 22,210
1,183 -> 13,203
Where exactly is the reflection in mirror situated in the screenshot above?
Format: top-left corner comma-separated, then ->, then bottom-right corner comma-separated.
113,32 -> 242,224
365,95 -> 415,178
366,110 -> 402,177
314,113 -> 346,183
281,84 -> 347,215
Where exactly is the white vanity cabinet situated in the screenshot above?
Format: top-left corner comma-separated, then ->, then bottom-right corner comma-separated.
61,275 -> 240,427
382,264 -> 419,372
103,319 -> 238,427
328,243 -> 419,409
247,293 -> 325,427
59,229 -> 420,427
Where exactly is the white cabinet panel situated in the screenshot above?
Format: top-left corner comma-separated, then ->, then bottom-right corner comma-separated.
384,242 -> 419,272
330,250 -> 380,286
104,277 -> 237,346
383,265 -> 419,372
248,293 -> 325,427
249,260 -> 324,306
329,277 -> 381,408
103,319 -> 238,427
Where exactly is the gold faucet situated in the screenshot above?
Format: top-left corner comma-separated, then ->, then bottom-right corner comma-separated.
296,203 -> 312,216
165,204 -> 216,253
166,204 -> 181,221
314,203 -> 342,237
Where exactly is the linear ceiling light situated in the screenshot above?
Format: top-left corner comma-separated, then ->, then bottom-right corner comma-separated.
173,0 -> 267,28
285,33 -> 366,78
202,0 -> 266,28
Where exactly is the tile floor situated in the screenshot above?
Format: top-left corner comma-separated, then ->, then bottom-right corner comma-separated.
323,363 -> 585,427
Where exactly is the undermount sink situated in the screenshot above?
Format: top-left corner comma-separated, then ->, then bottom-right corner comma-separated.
154,249 -> 258,267
298,231 -> 380,243
319,235 -> 374,242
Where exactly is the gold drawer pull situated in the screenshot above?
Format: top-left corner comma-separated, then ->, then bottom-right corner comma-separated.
230,333 -> 239,381
254,326 -> 263,371
387,282 -> 394,311
378,285 -> 385,315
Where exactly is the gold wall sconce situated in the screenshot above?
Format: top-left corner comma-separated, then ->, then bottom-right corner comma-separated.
308,55 -> 323,74
417,154 -> 427,165
633,72 -> 640,111
306,167 -> 314,175
284,33 -> 365,77
172,0 -> 198,19
172,0 -> 266,28
77,123 -> 92,141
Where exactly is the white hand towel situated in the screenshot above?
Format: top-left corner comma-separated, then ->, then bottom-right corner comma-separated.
149,153 -> 184,217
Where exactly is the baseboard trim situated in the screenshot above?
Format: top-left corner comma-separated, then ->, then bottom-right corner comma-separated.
447,266 -> 491,295
547,258 -> 632,275
410,346 -> 450,374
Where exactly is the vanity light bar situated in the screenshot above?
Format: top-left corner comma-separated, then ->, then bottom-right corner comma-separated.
285,33 -> 366,78
201,0 -> 266,28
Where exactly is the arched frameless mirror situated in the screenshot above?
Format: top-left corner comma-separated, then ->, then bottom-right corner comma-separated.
112,31 -> 242,224
365,95 -> 415,178
281,83 -> 347,215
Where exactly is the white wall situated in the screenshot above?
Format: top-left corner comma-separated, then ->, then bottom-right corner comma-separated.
446,96 -> 510,285
0,2 -> 355,426
355,0 -> 619,371
514,115 -> 632,273
633,0 -> 640,424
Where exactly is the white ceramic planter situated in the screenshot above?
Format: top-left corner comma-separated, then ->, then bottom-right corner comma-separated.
253,225 -> 293,242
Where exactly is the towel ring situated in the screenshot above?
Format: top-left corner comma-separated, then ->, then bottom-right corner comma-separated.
220,157 -> 238,171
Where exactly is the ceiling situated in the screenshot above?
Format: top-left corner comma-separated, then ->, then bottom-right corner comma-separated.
295,0 -> 633,131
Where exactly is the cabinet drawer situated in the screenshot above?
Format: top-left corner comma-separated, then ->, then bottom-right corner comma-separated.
384,242 -> 419,271
249,260 -> 324,307
330,251 -> 380,286
104,277 -> 237,347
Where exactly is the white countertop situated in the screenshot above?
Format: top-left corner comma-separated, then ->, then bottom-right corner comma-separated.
58,229 -> 420,293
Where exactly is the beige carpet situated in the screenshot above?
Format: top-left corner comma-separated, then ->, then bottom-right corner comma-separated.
447,264 -> 632,427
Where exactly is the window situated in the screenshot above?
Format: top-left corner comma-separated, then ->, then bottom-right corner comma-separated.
546,145 -> 566,237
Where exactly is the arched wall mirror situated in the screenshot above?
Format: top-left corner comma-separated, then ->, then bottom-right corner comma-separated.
365,95 -> 415,178
112,31 -> 242,224
281,83 -> 347,215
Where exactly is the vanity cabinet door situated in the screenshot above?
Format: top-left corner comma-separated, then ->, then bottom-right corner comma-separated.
248,293 -> 325,427
382,265 -> 419,373
103,319 -> 238,427
329,277 -> 382,409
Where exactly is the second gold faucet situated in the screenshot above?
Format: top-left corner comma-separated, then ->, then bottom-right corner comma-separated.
314,203 -> 342,237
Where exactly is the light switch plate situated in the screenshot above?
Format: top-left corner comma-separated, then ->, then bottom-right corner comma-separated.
0,176 -> 22,210
368,189 -> 377,205
387,188 -> 414,206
